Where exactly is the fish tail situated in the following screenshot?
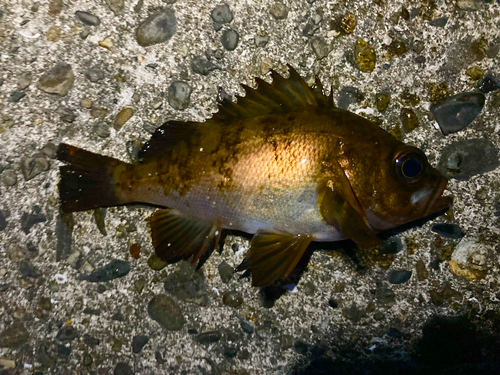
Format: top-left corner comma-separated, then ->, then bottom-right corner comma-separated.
57,143 -> 129,212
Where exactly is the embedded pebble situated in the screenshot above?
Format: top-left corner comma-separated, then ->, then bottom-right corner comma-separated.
0,321 -> 29,349
194,330 -> 221,344
430,17 -> 448,27
355,39 -> 376,72
21,156 -> 49,180
218,261 -> 233,283
79,259 -> 130,282
310,36 -> 332,60
437,138 -> 499,181
167,81 -> 192,110
478,74 -> 499,94
85,68 -> 105,82
400,108 -> 419,133
93,208 -> 107,235
211,3 -> 233,31
222,290 -> 243,307
147,255 -> 166,270
75,11 -> 100,26
388,270 -> 412,284
37,63 -> 74,96
56,326 -> 79,342
49,0 -> 63,15
19,261 -> 39,278
191,55 -> 219,75
114,362 -> 133,375
164,261 -> 209,306
147,294 -> 186,331
105,0 -> 124,15
240,320 -> 254,335
337,86 -> 364,110
255,33 -> 270,48
10,92 -> 25,102
21,211 -> 46,233
94,122 -> 111,138
221,29 -> 239,51
431,223 -> 465,239
416,260 -> 429,281
132,335 -> 149,353
270,3 -> 288,19
431,92 -> 485,135
342,302 -> 365,322
17,71 -> 32,90
113,107 -> 134,130
375,92 -> 390,112
0,211 -> 6,231
135,8 -> 177,47
57,106 -> 77,123
1,170 -> 17,186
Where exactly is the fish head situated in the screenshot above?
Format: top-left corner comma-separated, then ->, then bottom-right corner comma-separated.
347,143 -> 453,232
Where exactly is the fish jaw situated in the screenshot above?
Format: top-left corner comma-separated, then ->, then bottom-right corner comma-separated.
423,175 -> 453,217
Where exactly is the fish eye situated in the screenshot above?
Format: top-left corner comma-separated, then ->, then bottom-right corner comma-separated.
395,152 -> 425,183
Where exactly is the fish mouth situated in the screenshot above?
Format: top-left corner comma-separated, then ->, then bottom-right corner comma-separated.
424,175 -> 453,217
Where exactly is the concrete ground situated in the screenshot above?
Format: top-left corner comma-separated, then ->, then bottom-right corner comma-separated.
1,0 -> 500,374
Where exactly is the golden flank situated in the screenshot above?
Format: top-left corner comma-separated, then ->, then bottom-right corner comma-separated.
57,66 -> 452,287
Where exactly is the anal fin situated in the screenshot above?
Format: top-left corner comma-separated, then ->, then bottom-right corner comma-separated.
150,209 -> 221,265
236,229 -> 313,287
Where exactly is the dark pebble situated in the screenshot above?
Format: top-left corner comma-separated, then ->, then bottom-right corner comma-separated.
430,17 -> 448,27
19,261 -> 39,278
437,138 -> 499,181
191,55 -> 219,76
218,261 -> 233,283
0,321 -> 29,349
431,223 -> 465,239
240,320 -> 254,335
376,286 -> 396,305
21,156 -> 49,180
37,63 -> 74,96
388,270 -> 412,284
56,212 -> 73,261
56,326 -> 79,342
83,334 -> 100,347
41,143 -> 58,158
0,210 -> 7,231
111,312 -> 125,321
57,344 -> 71,357
222,290 -> 243,307
97,284 -> 106,293
58,106 -> 77,123
231,243 -> 239,252
387,327 -> 403,339
221,29 -> 239,51
294,341 -> 310,355
21,212 -> 46,234
155,351 -> 166,364
10,91 -> 26,102
0,284 -> 8,292
114,362 -> 133,375
135,8 -> 177,47
75,11 -> 100,26
379,236 -> 403,255
328,298 -> 338,308
478,74 -> 499,94
188,328 -> 198,335
211,3 -> 233,31
83,307 -> 101,315
223,346 -> 238,358
337,86 -> 364,110
85,68 -> 105,82
80,260 -> 130,282
164,261 -> 209,306
195,330 -> 221,344
147,294 -> 186,331
132,335 -> 149,353
94,122 -> 111,138
342,302 -> 365,322
431,92 -> 485,135
93,208 -> 107,235
167,81 -> 192,110
105,0 -> 124,15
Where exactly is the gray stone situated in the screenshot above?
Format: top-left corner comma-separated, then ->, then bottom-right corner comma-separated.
114,362 -> 133,375
147,294 -> 186,331
0,321 -> 29,349
164,261 -> 210,306
255,33 -> 270,48
20,261 -> 39,278
10,91 -> 26,102
167,81 -> 192,110
79,259 -> 131,282
310,36 -> 333,60
431,223 -> 465,239
270,3 -> 288,19
191,55 -> 219,75
430,17 -> 448,28
135,8 -> 177,47
17,71 -> 32,90
1,170 -> 17,186
132,335 -> 149,353
194,330 -> 221,344
21,156 -> 49,180
431,92 -> 485,135
222,290 -> 243,307
388,270 -> 412,284
218,261 -> 233,283
342,302 -> 365,322
211,3 -> 233,31
221,29 -> 239,51
85,68 -> 105,82
337,86 -> 364,110
21,211 -> 46,234
56,326 -> 79,342
105,0 -> 124,15
240,320 -> 254,335
478,74 -> 499,94
0,210 -> 6,231
437,138 -> 499,181
41,143 -> 58,158
94,122 -> 111,138
37,63 -> 74,96
75,11 -> 100,26
57,106 -> 77,123
55,212 -> 73,261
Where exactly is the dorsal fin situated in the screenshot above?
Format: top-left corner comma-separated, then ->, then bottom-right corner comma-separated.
212,64 -> 334,123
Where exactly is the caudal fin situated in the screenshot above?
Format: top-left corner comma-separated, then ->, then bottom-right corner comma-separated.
57,143 -> 129,212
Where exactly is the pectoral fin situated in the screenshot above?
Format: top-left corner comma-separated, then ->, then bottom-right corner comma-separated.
150,209 -> 221,264
236,229 -> 313,287
319,173 -> 380,249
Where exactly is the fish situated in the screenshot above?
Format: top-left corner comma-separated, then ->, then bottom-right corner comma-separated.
57,65 -> 452,287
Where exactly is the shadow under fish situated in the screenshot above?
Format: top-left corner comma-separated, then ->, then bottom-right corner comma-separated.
57,65 -> 452,288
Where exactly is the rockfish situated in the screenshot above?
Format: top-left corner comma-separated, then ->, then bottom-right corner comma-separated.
57,66 -> 452,286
